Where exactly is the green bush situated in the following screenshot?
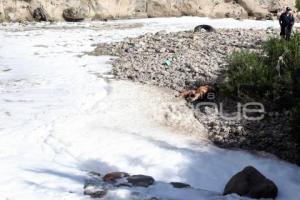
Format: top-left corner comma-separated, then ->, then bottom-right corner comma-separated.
221,33 -> 300,150
221,33 -> 300,109
221,51 -> 272,101
263,34 -> 300,72
292,103 -> 300,141
296,0 -> 300,11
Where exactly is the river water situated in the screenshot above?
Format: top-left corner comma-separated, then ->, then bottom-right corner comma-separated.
0,17 -> 300,200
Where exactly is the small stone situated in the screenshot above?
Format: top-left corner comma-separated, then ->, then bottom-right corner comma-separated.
170,182 -> 191,188
208,121 -> 218,127
84,185 -> 107,199
237,126 -> 243,132
127,175 -> 155,187
116,183 -> 132,187
103,172 -> 129,182
284,111 -> 291,116
160,48 -> 166,53
88,171 -> 101,177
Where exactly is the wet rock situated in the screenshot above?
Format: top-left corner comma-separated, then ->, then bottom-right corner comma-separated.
84,184 -> 107,199
127,175 -> 155,187
88,171 -> 101,177
32,7 -> 48,22
116,183 -> 132,187
103,172 -> 129,182
84,175 -> 107,199
223,166 -> 278,199
170,182 -> 191,188
63,8 -> 85,22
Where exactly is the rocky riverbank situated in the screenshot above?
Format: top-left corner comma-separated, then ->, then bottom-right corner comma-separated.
83,166 -> 278,200
83,166 -> 278,199
92,28 -> 300,164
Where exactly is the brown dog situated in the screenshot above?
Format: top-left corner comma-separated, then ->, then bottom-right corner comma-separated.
178,85 -> 215,102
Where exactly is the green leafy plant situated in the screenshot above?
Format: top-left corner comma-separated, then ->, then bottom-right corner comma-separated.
221,33 -> 300,110
296,0 -> 300,11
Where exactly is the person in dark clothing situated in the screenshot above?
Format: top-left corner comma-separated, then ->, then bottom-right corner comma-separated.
279,7 -> 295,40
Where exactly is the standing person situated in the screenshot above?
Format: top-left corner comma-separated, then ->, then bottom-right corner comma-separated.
279,7 -> 295,40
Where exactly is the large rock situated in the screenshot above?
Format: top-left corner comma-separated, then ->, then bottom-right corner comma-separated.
63,8 -> 85,22
238,0 -> 269,19
146,0 -> 218,18
90,0 -> 137,20
0,0 -> 32,22
265,0 -> 296,13
127,175 -> 155,187
0,3 -> 4,22
223,166 -> 278,199
177,0 -> 213,16
146,0 -> 174,17
33,7 -> 49,22
135,0 -> 148,17
212,2 -> 248,19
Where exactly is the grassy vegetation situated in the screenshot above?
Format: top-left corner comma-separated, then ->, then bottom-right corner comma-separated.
292,103 -> 300,143
222,33 -> 300,108
221,33 -> 300,145
296,0 -> 300,11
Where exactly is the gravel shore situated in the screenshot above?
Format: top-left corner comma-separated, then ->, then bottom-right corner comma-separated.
93,29 -> 272,91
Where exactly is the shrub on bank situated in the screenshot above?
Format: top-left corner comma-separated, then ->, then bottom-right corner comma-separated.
292,103 -> 300,142
221,33 -> 300,110
296,0 -> 300,11
221,33 -> 300,149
